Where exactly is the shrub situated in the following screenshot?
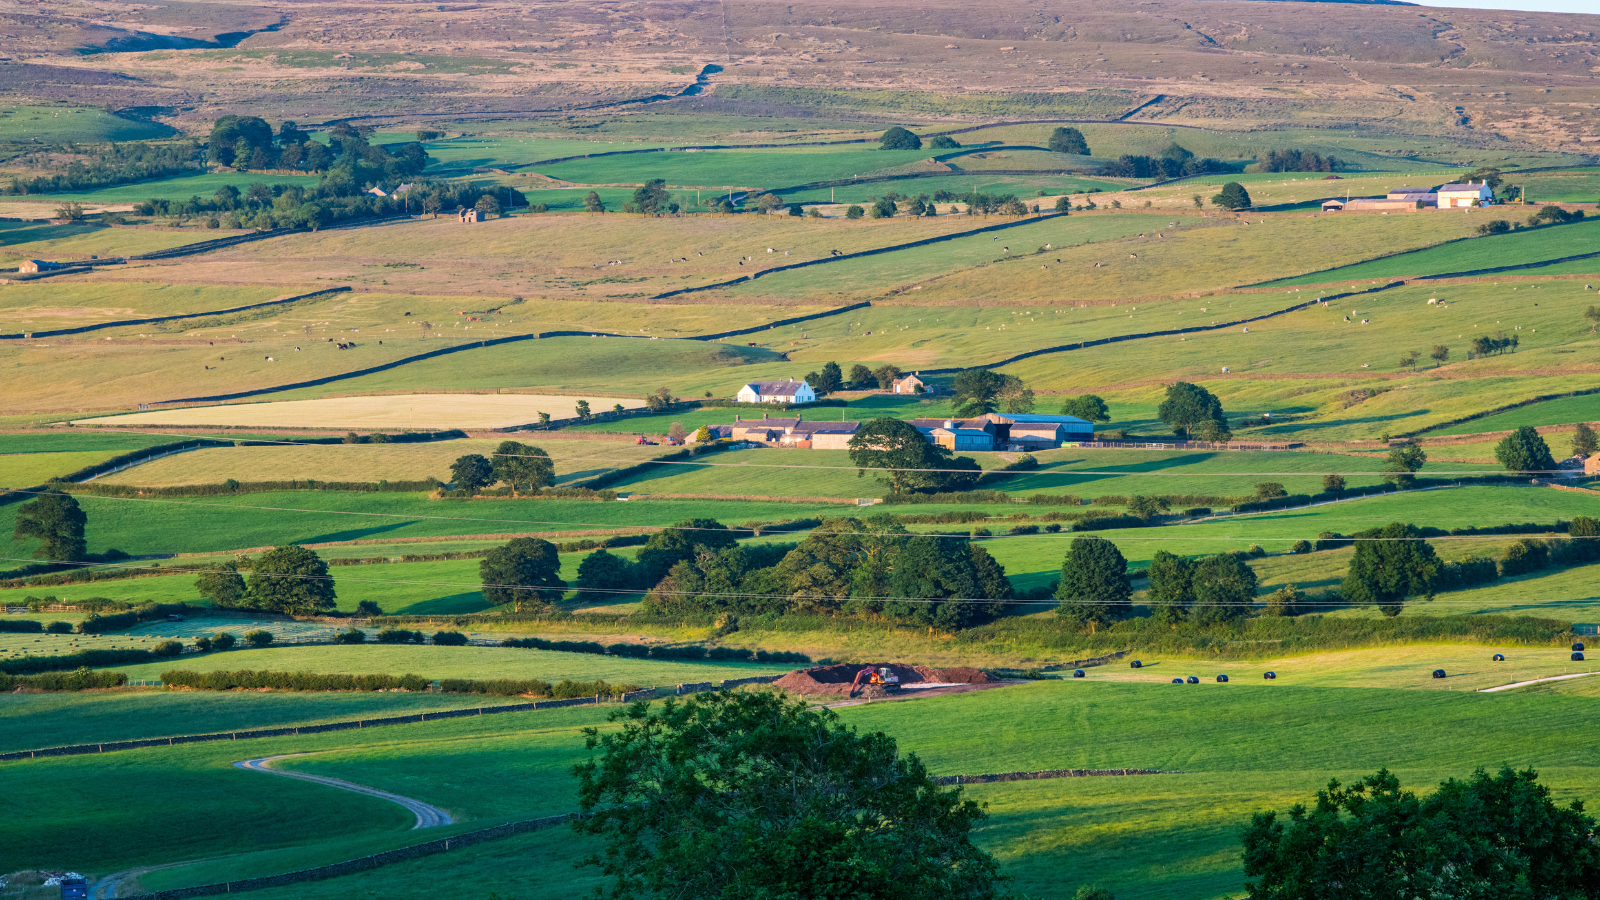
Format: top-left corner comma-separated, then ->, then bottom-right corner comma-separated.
439,677 -> 552,696
0,620 -> 43,633
45,621 -> 74,634
1290,540 -> 1312,554
244,629 -> 274,648
431,630 -> 469,646
211,632 -> 236,650
0,667 -> 128,692
193,636 -> 213,652
1185,507 -> 1212,518
706,647 -> 755,662
332,627 -> 366,644
152,639 -> 184,658
1499,539 -> 1551,576
376,628 -> 424,644
355,600 -> 384,616
0,647 -> 155,675
162,669 -> 429,692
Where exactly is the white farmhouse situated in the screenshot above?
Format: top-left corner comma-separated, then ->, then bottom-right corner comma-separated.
1436,182 -> 1494,208
735,379 -> 816,404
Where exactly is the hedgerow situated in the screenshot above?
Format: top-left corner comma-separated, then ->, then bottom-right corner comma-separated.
0,668 -> 129,691
161,670 -> 430,691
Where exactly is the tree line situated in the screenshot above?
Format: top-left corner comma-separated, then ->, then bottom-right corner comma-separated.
3,142 -> 200,195
134,178 -> 522,231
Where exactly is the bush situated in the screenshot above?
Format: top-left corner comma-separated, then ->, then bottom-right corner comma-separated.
355,600 -> 384,616
77,602 -> 194,634
0,667 -> 128,692
45,621 -> 74,634
194,635 -> 213,652
1499,539 -> 1551,576
0,647 -> 155,675
439,677 -> 552,696
431,630 -> 469,645
211,632 -> 236,650
376,628 -> 424,644
1290,540 -> 1312,554
1185,507 -> 1212,518
152,639 -> 184,658
0,619 -> 43,633
244,629 -> 273,648
332,627 -> 367,644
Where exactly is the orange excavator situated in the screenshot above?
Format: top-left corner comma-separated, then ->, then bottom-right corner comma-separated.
848,666 -> 901,697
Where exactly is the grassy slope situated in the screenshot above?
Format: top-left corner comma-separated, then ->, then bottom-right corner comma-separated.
0,106 -> 175,142
1266,217 -> 1600,286
21,172 -> 319,204
0,281 -> 288,333
531,147 -> 939,187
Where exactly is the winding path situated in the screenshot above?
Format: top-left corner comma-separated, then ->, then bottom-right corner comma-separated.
234,754 -> 454,828
1478,672 -> 1598,693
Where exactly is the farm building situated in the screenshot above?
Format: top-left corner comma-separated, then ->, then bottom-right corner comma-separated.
1587,453 -> 1600,477
730,415 -> 803,443
986,413 -> 1095,448
913,419 -> 995,451
459,207 -> 479,223
788,421 -> 860,450
727,415 -> 860,449
1322,196 -> 1433,212
891,373 -> 928,394
16,260 -> 60,274
1437,182 -> 1494,208
735,380 -> 816,404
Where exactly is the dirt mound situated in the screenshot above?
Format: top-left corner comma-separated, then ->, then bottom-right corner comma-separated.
772,663 -> 992,696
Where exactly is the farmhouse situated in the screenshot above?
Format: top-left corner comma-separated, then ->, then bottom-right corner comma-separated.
16,260 -> 61,274
1437,182 -> 1494,208
735,379 -> 816,404
890,373 -> 928,394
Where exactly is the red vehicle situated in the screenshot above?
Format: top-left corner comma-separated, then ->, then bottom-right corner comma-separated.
635,435 -> 657,445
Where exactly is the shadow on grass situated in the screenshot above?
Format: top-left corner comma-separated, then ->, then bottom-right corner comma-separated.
302,521 -> 418,544
394,592 -> 491,616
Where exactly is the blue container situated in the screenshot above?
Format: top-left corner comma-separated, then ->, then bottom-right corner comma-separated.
60,877 -> 88,900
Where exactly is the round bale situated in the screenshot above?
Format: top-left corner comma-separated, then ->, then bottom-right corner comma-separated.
1432,669 -> 1447,679
1574,652 -> 1586,662
1263,671 -> 1277,680
1216,674 -> 1230,683
1186,676 -> 1199,684
1130,660 -> 1143,669
1171,678 -> 1184,684
1073,669 -> 1086,678
1492,654 -> 1505,661
1573,642 -> 1586,652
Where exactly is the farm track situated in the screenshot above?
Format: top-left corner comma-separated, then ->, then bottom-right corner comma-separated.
234,754 -> 454,828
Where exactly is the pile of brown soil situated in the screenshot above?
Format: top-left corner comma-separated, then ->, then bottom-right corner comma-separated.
772,663 -> 992,696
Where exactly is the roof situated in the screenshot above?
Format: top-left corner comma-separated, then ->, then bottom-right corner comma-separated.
909,417 -> 990,430
1388,187 -> 1433,194
892,373 -> 925,383
1438,183 -> 1490,193
733,417 -> 802,429
742,380 -> 809,395
987,413 -> 1094,427
794,421 -> 860,435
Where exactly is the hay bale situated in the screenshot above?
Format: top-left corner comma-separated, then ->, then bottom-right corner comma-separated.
1573,642 -> 1586,652
1492,654 -> 1505,661
1432,669 -> 1447,679
1573,652 -> 1586,662
1263,671 -> 1276,680
1072,669 -> 1085,678
1185,676 -> 1199,684
1171,678 -> 1184,684
1216,674 -> 1229,683
1129,660 -> 1142,669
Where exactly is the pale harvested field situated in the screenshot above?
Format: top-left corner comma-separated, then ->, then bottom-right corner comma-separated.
80,394 -> 646,430
94,435 -> 669,486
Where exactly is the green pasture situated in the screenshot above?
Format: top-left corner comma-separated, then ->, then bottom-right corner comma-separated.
420,136 -> 672,171
0,105 -> 176,143
1428,393 -> 1600,436
721,213 -> 1203,300
533,147 -> 937,189
105,644 -> 794,684
512,186 -> 639,211
0,691 -> 517,754
1516,168 -> 1600,204
0,221 -> 230,267
23,171 -> 319,205
10,674 -> 1600,898
1266,217 -> 1600,286
0,450 -> 122,487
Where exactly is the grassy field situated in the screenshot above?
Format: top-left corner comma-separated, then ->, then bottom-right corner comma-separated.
0,222 -> 239,268
1427,393 -> 1600,436
0,449 -> 123,486
106,644 -> 794,684
0,432 -> 177,454
1266,217 -> 1600,286
1516,168 -> 1600,204
19,171 -> 320,205
94,435 -> 666,487
531,147 -> 943,188
0,105 -> 176,142
9,672 -> 1600,898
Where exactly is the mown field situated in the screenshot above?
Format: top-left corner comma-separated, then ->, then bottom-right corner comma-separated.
1266,216 -> 1600,286
0,449 -> 123,486
0,222 -> 236,269
1427,393 -> 1600,436
17,171 -> 320,205
89,393 -> 646,430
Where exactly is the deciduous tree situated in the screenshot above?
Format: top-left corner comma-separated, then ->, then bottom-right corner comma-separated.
1157,382 -> 1226,438
1190,552 -> 1259,625
491,441 -> 554,494
1383,443 -> 1426,489
1573,422 -> 1598,457
246,545 -> 335,615
1341,522 -> 1438,616
1055,537 -> 1131,631
1146,550 -> 1195,625
194,564 -> 247,608
1059,395 -> 1110,423
952,369 -> 1006,418
572,690 -> 1008,900
1212,182 -> 1252,210
480,537 -> 565,612
848,417 -> 955,495
879,126 -> 922,150
11,491 -> 86,562
1046,127 -> 1090,155
1494,426 -> 1556,474
449,454 -> 494,492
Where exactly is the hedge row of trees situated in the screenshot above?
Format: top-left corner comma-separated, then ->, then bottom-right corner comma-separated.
134,178 -> 519,231
0,668 -> 128,692
439,677 -> 632,698
3,142 -> 200,195
162,669 -> 430,692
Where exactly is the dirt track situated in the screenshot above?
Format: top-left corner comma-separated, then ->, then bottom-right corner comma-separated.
234,754 -> 453,829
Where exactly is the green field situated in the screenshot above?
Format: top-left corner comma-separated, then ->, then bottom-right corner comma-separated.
1428,393 -> 1600,436
0,221 -> 233,267
1516,168 -> 1600,204
9,671 -> 1600,898
533,147 -> 940,189
783,173 -> 1127,204
0,105 -> 176,142
0,450 -> 124,486
1265,216 -> 1600,286
23,171 -> 320,205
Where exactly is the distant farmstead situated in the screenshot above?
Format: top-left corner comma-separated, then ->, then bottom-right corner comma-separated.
1323,180 -> 1493,213
891,373 -> 927,394
735,379 -> 816,404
